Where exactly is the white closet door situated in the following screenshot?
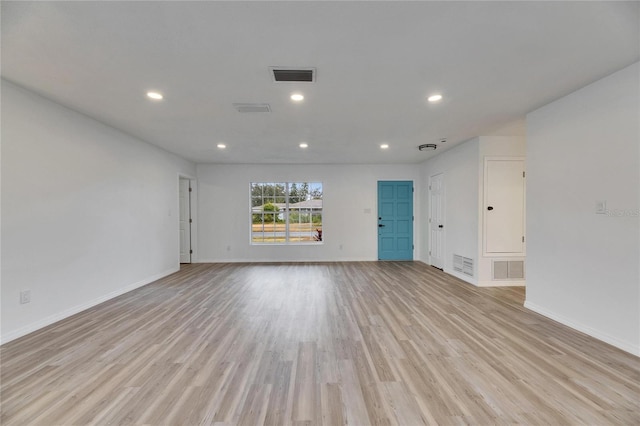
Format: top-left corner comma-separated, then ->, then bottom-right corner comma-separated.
429,173 -> 444,268
484,159 -> 525,255
179,178 -> 191,263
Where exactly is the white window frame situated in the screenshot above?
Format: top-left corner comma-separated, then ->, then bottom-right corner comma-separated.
250,182 -> 323,245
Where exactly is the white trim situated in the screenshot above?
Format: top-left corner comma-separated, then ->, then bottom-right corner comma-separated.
196,257 -> 375,263
0,267 -> 179,346
249,181 -> 324,246
477,280 -> 526,287
414,261 -> 479,286
444,268 -> 478,286
524,300 -> 640,357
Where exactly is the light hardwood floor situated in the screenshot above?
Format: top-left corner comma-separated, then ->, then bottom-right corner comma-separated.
1,262 -> 639,425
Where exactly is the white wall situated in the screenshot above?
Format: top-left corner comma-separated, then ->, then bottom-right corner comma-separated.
487,118 -> 527,138
1,80 -> 196,344
525,62 -> 640,356
418,140 -> 480,284
197,163 -> 420,262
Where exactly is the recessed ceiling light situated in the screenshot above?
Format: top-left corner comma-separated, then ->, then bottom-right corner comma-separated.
428,94 -> 443,102
217,143 -> 226,149
147,91 -> 163,100
299,142 -> 308,148
380,144 -> 389,149
290,93 -> 304,102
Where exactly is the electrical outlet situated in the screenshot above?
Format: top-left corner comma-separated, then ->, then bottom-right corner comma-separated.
20,290 -> 31,304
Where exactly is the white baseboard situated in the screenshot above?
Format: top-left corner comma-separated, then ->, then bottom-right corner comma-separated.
524,300 -> 640,357
0,267 -> 179,346
195,257 -> 376,263
477,280 -> 526,287
413,261 -> 480,286
443,268 -> 478,286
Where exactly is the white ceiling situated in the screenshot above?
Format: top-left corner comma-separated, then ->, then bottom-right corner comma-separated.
2,1 -> 638,164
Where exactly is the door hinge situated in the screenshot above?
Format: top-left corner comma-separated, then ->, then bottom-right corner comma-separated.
429,218 -> 432,223
429,185 -> 432,190
412,187 -> 414,193
523,171 -> 525,178
189,187 -> 192,192
522,236 -> 525,242
413,244 -> 414,250
190,249 -> 193,254
189,218 -> 193,223
412,216 -> 414,221
429,250 -> 432,255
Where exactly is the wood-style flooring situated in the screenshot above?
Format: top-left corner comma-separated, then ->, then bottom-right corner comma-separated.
1,262 -> 639,425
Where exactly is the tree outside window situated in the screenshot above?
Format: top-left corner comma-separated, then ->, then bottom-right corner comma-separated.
251,182 -> 322,244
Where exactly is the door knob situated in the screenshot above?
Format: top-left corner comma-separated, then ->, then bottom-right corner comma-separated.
378,224 -> 385,227
487,206 -> 494,211
438,225 -> 443,228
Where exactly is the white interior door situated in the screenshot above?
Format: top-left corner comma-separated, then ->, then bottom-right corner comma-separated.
429,173 -> 444,269
179,178 -> 191,263
484,159 -> 525,254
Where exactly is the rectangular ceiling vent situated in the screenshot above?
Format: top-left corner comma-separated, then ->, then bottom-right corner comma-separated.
493,260 -> 525,280
233,103 -> 271,113
270,67 -> 316,82
453,255 -> 474,277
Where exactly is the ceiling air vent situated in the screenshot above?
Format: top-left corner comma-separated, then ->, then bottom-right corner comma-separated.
233,103 -> 271,113
270,67 -> 316,82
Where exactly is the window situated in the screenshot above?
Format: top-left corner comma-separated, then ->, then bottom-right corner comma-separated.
251,182 -> 323,244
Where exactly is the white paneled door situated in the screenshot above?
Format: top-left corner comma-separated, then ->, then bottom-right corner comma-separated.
179,177 -> 192,263
429,173 -> 444,269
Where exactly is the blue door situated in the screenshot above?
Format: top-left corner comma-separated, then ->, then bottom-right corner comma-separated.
378,181 -> 413,260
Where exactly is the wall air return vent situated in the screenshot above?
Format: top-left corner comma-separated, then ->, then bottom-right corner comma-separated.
270,67 -> 316,82
233,103 -> 271,113
453,255 -> 474,277
492,260 -> 525,280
